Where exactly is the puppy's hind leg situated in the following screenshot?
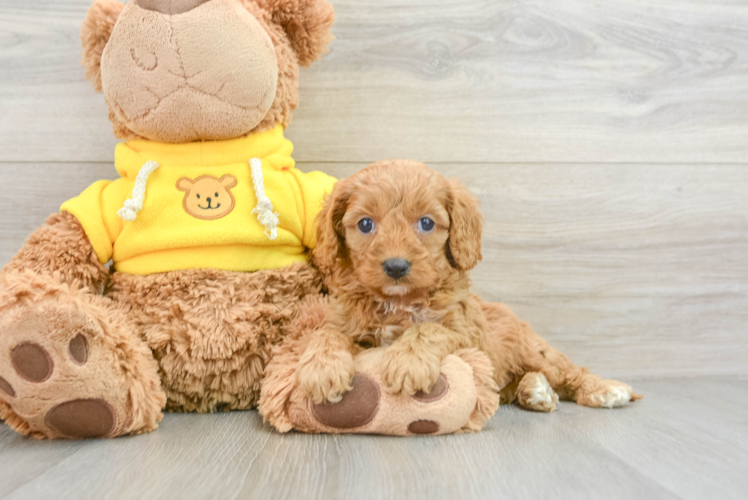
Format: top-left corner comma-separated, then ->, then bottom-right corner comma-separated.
531,334 -> 642,409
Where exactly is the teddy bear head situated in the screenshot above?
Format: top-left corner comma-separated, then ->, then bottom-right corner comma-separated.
81,0 -> 334,143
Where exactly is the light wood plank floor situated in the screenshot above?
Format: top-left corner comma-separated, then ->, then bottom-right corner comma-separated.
1,0 -> 747,498
0,377 -> 746,500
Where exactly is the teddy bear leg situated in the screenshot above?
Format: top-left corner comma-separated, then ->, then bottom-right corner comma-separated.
262,339 -> 499,436
294,349 -> 498,435
0,272 -> 165,439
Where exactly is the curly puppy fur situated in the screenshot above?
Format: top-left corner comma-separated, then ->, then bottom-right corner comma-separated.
259,295 -> 500,434
297,160 -> 642,411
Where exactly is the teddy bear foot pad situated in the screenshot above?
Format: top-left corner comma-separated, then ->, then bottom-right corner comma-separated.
0,298 -> 155,439
8,339 -> 116,438
310,373 -> 451,434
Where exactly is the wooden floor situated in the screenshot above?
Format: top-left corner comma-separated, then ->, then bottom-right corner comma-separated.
1,0 -> 747,498
0,377 -> 745,500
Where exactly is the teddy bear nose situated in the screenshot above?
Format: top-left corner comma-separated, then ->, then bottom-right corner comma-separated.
138,0 -> 211,15
382,259 -> 411,280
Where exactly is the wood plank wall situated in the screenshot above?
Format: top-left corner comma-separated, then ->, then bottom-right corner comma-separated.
1,0 -> 746,377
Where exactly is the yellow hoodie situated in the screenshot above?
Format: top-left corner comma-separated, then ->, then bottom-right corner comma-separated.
61,125 -> 336,275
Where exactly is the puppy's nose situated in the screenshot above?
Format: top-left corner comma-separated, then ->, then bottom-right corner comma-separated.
382,259 -> 411,280
138,0 -> 211,15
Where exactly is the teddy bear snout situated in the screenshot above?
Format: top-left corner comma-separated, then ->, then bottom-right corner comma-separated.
138,0 -> 212,15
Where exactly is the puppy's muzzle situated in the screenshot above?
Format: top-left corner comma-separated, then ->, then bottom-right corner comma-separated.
382,259 -> 411,280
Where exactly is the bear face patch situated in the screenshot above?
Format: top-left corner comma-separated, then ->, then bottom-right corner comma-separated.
177,175 -> 237,220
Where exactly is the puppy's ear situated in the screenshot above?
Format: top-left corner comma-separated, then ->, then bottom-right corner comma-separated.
312,177 -> 353,279
447,178 -> 483,272
256,0 -> 335,67
81,0 -> 125,92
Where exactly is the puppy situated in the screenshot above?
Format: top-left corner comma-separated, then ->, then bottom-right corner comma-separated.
296,160 -> 641,412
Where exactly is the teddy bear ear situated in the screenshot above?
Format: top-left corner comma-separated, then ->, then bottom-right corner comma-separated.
176,178 -> 194,192
220,175 -> 238,189
256,0 -> 335,67
80,0 -> 125,92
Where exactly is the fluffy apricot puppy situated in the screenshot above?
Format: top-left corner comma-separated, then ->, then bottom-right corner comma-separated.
296,160 -> 642,412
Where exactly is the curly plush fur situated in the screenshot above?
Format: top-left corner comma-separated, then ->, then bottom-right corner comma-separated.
296,160 -> 642,412
107,263 -> 323,412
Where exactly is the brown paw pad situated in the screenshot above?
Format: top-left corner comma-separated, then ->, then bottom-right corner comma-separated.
311,374 -> 380,429
45,399 -> 116,438
408,420 -> 440,435
0,376 -> 15,398
69,334 -> 88,365
413,374 -> 449,402
11,343 -> 53,382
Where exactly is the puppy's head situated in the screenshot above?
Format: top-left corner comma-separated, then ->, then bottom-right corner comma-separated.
314,160 -> 483,300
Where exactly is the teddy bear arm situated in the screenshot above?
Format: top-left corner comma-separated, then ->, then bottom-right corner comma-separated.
3,212 -> 109,292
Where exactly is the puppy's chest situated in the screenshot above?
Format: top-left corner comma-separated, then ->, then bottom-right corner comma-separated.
357,304 -> 442,348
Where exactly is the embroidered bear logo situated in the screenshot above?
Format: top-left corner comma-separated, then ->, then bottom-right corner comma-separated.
177,175 -> 237,220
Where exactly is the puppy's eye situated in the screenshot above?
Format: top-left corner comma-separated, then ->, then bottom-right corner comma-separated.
358,218 -> 374,234
418,217 -> 435,232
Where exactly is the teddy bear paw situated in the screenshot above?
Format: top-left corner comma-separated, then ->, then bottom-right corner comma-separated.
310,373 -> 451,435
0,304 -> 134,439
298,351 -> 484,436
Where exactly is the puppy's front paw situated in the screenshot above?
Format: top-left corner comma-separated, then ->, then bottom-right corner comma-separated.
380,343 -> 442,396
517,372 -> 558,412
296,348 -> 356,404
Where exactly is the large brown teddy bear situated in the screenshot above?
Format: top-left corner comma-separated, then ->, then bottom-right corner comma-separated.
0,0 -> 338,439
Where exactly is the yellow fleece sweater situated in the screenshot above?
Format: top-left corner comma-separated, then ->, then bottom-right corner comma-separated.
61,125 -> 336,275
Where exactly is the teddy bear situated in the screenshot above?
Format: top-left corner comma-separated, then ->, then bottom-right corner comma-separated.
0,0 -> 499,440
0,0 -> 339,439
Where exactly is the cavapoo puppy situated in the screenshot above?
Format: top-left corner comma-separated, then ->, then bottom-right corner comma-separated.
296,160 -> 641,412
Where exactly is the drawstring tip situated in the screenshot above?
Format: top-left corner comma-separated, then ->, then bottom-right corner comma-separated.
117,207 -> 137,222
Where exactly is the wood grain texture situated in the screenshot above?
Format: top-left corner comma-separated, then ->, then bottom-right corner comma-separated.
0,378 -> 745,500
2,0 -> 748,162
1,162 -> 745,377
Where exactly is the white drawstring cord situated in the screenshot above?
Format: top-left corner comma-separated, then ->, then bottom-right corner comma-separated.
117,161 -> 160,221
249,158 -> 279,240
